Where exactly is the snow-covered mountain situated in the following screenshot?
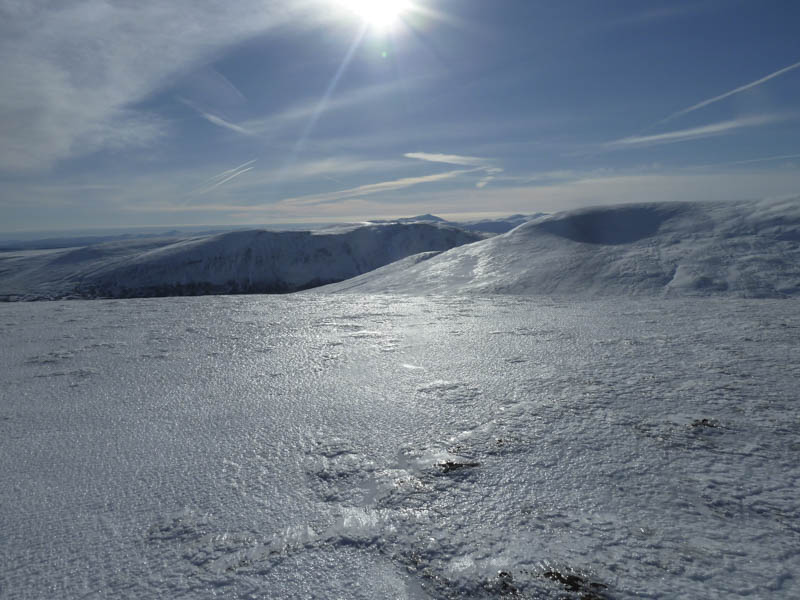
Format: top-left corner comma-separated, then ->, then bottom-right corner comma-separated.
397,213 -> 447,224
368,213 -> 544,235
5,199 -> 799,301
366,214 -> 447,225
0,223 -> 481,300
319,198 -> 800,298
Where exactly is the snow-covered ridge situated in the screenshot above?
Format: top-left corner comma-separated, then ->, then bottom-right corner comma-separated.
318,198 -> 800,298
0,223 -> 481,300
364,213 -> 544,235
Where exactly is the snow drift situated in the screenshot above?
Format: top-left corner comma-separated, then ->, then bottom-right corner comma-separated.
0,223 -> 481,300
318,198 -> 800,298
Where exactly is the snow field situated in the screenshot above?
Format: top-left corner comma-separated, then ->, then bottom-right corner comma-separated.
1,294 -> 798,598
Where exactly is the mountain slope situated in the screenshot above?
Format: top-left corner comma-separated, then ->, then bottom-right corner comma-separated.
317,198 -> 800,298
0,223 -> 480,300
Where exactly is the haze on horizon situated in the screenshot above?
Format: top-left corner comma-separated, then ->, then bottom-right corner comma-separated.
1,0 -> 799,232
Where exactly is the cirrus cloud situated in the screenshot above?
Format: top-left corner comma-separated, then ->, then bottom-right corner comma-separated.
404,152 -> 489,166
605,114 -> 788,149
0,1 -> 305,172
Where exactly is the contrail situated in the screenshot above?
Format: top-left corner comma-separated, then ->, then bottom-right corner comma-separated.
189,160 -> 257,197
205,166 -> 254,190
657,59 -> 800,126
607,115 -> 781,149
203,160 -> 257,186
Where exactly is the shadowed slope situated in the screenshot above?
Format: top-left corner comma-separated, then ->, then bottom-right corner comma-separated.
0,223 -> 481,300
535,204 -> 683,245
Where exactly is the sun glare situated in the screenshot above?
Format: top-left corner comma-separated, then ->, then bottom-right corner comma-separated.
338,0 -> 411,31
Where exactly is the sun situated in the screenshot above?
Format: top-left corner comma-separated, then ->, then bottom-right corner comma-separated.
338,0 -> 412,31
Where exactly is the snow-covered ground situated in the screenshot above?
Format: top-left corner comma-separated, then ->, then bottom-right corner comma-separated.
0,223 -> 480,301
321,198 -> 800,298
1,294 -> 798,599
2,199 -> 799,597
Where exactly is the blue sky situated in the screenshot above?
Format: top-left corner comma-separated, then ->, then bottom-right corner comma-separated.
2,0 -> 799,232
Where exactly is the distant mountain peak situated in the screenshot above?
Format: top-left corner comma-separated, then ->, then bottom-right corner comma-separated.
396,214 -> 446,223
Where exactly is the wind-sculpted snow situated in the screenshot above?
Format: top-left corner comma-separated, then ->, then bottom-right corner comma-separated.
319,198 -> 800,297
1,295 -> 798,598
0,223 -> 480,300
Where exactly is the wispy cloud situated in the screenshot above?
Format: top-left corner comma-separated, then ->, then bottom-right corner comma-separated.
133,168 -> 477,212
35,160 -> 800,228
404,152 -> 488,166
180,98 -> 252,136
513,170 -> 586,183
279,168 -> 480,207
475,167 -> 504,188
189,157 -> 409,198
264,157 -> 409,185
209,167 -> 255,188
691,153 -> 800,169
198,112 -> 251,136
191,160 -> 256,195
606,115 -> 786,149
0,2 -> 304,171
123,170 -> 800,223
405,152 -> 502,188
658,60 -> 800,124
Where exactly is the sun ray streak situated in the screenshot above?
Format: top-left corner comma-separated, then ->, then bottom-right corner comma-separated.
286,24 -> 368,168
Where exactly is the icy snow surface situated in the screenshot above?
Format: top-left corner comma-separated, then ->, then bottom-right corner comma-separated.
1,294 -> 799,598
320,198 -> 800,298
